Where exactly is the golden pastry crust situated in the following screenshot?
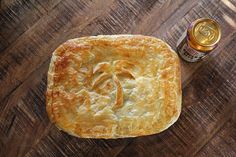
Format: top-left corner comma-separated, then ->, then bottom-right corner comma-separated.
46,35 -> 181,139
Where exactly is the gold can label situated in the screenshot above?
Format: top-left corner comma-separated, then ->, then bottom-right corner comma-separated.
177,31 -> 207,62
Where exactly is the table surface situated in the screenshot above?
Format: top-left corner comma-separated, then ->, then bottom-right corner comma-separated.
0,0 -> 236,156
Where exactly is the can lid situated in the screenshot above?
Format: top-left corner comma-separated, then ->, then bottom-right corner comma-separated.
187,18 -> 221,51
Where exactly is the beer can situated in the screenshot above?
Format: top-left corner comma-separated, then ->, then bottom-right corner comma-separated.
177,18 -> 221,62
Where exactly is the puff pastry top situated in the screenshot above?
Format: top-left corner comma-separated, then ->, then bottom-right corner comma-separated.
46,35 -> 181,139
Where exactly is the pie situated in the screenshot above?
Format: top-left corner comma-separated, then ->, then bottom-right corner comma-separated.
46,35 -> 182,138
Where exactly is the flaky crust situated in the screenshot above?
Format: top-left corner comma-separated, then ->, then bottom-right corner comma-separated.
46,35 -> 181,139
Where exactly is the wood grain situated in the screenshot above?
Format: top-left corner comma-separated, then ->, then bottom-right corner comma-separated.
0,0 -> 236,156
196,110 -> 236,157
0,0 -> 62,52
0,0 -> 116,102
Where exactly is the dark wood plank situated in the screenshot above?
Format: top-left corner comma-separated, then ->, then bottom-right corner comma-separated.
116,36 -> 236,157
196,111 -> 236,157
0,0 -> 61,52
0,0 -> 116,102
0,34 -> 9,51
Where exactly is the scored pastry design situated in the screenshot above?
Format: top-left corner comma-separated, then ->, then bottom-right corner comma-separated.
46,35 -> 182,138
92,60 -> 136,110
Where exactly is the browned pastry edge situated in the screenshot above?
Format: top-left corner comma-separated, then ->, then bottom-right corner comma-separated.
46,35 -> 182,139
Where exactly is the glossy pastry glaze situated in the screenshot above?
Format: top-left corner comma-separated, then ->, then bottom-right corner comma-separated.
46,35 -> 182,138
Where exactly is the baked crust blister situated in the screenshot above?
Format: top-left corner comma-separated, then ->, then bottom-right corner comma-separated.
46,35 -> 182,139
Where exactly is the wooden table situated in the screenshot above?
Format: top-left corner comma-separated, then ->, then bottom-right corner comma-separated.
0,0 -> 236,156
